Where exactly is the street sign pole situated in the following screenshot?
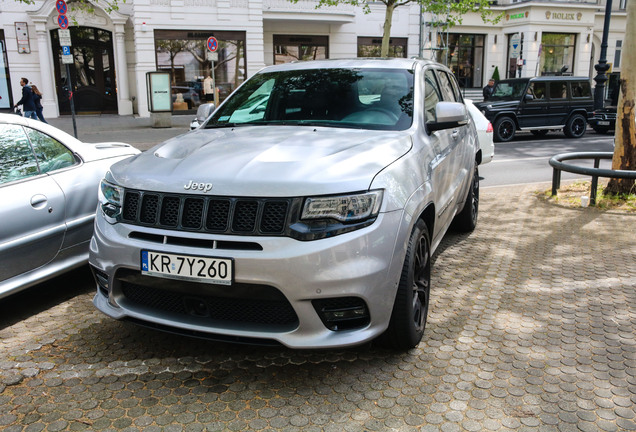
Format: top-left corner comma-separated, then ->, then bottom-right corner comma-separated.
65,63 -> 77,138
207,36 -> 219,105
56,0 -> 77,138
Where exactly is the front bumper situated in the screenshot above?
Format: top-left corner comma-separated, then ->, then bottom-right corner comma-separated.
89,210 -> 407,349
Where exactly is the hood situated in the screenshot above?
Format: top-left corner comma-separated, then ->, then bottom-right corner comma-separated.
110,126 -> 412,196
79,142 -> 140,162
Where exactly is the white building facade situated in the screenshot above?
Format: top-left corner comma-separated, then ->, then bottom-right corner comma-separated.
0,0 -> 627,118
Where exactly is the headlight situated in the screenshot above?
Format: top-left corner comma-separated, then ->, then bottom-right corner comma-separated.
98,178 -> 123,222
302,190 -> 383,223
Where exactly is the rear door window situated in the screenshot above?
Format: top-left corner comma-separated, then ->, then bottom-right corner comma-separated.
571,81 -> 592,98
25,128 -> 77,173
549,82 -> 568,100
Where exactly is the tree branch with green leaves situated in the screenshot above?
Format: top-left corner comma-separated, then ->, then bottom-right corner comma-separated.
290,0 -> 502,57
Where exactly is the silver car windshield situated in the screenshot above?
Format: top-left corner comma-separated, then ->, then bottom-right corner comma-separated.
206,68 -> 414,131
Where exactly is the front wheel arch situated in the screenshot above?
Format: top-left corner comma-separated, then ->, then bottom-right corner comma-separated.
377,218 -> 431,350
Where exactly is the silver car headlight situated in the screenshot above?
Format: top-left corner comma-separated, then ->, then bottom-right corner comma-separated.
302,190 -> 383,223
98,178 -> 123,222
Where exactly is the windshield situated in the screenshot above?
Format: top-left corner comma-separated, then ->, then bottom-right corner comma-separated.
489,80 -> 529,101
206,68 -> 414,131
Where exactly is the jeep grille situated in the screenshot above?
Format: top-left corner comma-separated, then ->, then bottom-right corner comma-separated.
121,190 -> 292,236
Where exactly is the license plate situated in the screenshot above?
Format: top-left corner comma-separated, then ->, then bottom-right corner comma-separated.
141,250 -> 233,285
597,121 -> 610,126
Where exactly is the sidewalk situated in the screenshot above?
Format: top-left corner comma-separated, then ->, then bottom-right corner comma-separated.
1,184 -> 635,431
48,114 -> 194,151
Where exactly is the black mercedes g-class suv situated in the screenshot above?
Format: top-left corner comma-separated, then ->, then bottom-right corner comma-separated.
475,76 -> 594,142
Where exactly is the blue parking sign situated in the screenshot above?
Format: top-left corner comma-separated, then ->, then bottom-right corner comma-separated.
62,46 -> 71,55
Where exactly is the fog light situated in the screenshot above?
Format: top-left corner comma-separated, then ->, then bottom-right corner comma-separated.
313,297 -> 370,331
91,266 -> 110,298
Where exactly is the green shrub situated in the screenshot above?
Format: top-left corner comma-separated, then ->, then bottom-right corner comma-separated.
492,66 -> 500,81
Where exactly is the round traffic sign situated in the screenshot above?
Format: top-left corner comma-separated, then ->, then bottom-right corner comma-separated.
207,36 -> 218,52
56,0 -> 67,14
58,14 -> 69,30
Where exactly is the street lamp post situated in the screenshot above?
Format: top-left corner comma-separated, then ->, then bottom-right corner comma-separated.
593,0 -> 613,110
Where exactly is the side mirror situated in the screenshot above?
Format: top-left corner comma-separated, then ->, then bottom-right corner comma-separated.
427,101 -> 468,132
524,94 -> 534,101
190,102 -> 216,130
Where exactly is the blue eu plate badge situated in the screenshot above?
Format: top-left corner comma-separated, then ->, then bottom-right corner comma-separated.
141,251 -> 149,271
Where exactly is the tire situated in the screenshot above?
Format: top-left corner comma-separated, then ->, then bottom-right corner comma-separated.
452,164 -> 479,233
378,219 -> 431,350
530,130 -> 549,137
494,116 -> 516,142
564,113 -> 587,138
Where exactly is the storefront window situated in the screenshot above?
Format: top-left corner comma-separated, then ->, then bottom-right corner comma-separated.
539,33 -> 575,76
155,30 -> 246,112
437,34 -> 484,88
357,37 -> 407,58
0,32 -> 12,110
274,35 -> 328,64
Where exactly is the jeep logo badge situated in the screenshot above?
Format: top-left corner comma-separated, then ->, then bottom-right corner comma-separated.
184,180 -> 213,193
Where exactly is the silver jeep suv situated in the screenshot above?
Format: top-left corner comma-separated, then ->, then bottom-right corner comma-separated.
90,58 -> 479,350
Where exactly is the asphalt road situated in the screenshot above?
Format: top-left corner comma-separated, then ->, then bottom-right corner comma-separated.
480,130 -> 616,188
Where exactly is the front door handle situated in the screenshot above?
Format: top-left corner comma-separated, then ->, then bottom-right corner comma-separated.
31,194 -> 48,209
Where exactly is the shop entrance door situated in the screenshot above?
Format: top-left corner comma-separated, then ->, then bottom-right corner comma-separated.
51,27 -> 117,114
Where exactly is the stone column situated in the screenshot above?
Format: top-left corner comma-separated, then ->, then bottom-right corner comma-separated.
114,24 -> 133,115
34,24 -> 59,118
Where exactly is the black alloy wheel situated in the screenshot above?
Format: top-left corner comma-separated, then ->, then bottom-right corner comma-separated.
494,116 -> 516,142
452,164 -> 479,233
564,114 -> 587,138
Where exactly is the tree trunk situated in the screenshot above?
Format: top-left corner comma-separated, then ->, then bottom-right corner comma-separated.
606,0 -> 636,194
381,2 -> 396,57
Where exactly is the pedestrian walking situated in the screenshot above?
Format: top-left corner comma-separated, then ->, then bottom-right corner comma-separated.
14,77 -> 38,120
31,84 -> 47,123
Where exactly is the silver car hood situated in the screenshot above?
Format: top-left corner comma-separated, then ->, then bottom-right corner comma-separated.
110,126 -> 412,196
79,142 -> 140,162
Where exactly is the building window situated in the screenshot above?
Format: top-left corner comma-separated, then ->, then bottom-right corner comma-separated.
357,37 -> 407,58
614,40 -> 622,68
437,34 -> 485,88
619,0 -> 627,10
273,35 -> 328,65
154,30 -> 246,111
539,33 -> 576,76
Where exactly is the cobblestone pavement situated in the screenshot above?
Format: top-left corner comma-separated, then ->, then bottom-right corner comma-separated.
1,184 -> 635,432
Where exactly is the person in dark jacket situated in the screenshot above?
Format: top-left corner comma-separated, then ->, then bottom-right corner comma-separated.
31,84 -> 47,123
482,79 -> 495,101
14,77 -> 38,119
